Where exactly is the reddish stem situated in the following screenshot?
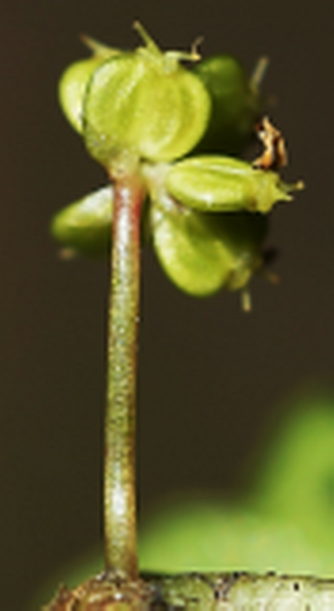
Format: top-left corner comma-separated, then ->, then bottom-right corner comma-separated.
104,169 -> 144,579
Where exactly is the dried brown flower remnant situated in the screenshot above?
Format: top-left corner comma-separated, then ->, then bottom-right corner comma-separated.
253,116 -> 287,171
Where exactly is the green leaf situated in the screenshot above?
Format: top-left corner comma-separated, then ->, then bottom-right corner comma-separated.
139,502 -> 332,576
166,155 -> 298,214
255,397 -> 334,552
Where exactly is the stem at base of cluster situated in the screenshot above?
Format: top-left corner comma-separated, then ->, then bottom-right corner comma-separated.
104,169 -> 144,579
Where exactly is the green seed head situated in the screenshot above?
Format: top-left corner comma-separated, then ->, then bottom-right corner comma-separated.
54,26 -> 303,308
82,23 -> 211,171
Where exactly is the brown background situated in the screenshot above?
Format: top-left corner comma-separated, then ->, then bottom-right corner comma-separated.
0,0 -> 333,608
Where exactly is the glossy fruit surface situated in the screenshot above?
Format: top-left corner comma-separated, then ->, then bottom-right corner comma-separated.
82,26 -> 211,170
166,155 -> 296,214
151,188 -> 267,296
51,186 -> 113,256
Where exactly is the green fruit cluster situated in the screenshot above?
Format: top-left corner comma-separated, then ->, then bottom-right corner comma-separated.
52,23 -> 302,305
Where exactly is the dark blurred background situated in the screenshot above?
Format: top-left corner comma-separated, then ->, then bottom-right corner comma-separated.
1,0 -> 333,608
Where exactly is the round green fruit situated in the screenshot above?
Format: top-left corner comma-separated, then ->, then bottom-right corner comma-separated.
51,186 -> 113,256
82,25 -> 211,170
193,54 -> 262,155
166,155 -> 297,214
151,188 -> 267,297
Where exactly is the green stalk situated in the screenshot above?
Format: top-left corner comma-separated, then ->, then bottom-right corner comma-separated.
104,168 -> 144,579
